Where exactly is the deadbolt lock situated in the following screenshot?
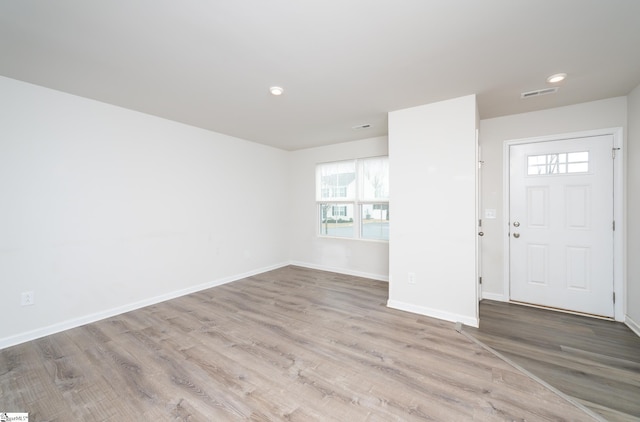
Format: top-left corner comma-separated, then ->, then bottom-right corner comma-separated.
513,221 -> 520,227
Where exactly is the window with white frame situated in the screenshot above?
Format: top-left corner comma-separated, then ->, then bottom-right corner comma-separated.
527,151 -> 589,175
316,156 -> 389,240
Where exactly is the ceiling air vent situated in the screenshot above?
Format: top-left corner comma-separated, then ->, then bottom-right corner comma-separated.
521,87 -> 558,99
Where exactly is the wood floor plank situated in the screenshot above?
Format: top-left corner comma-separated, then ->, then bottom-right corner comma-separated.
465,300 -> 640,421
1,266 -> 600,420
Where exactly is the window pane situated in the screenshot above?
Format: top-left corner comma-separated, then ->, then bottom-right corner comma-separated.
568,151 -> 589,162
529,155 -> 545,166
361,204 -> 389,240
319,203 -> 354,238
317,161 -> 356,200
528,164 -> 547,175
359,157 -> 389,201
568,162 -> 589,173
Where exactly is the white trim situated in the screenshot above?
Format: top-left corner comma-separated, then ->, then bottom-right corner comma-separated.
0,262 -> 290,350
387,299 -> 479,328
481,292 -> 508,302
612,127 -> 626,321
502,141 -> 511,309
289,260 -> 389,282
476,132 -> 482,322
626,316 -> 640,338
503,128 -> 625,321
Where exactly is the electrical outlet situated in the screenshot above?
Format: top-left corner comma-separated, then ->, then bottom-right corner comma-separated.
21,291 -> 35,306
408,272 -> 416,285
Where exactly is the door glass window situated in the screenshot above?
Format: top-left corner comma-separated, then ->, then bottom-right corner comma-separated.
527,151 -> 589,175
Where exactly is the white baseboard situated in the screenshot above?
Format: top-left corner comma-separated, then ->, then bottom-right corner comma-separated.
481,292 -> 508,302
0,262 -> 289,350
289,260 -> 389,282
387,299 -> 479,328
626,315 -> 640,338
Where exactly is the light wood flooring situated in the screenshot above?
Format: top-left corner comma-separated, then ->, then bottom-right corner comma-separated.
464,300 -> 640,422
1,266 -> 598,421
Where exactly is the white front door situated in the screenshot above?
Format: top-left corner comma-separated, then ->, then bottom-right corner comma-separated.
509,135 -> 614,317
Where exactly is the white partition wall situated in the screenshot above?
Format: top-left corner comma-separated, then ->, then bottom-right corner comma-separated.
388,95 -> 479,327
0,76 -> 290,348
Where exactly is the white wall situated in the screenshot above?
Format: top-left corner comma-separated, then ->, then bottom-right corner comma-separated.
0,76 -> 290,348
388,95 -> 479,327
478,97 -> 628,301
627,85 -> 640,332
288,137 -> 389,280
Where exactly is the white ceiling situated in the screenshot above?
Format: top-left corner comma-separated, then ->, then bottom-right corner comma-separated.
1,1 -> 639,151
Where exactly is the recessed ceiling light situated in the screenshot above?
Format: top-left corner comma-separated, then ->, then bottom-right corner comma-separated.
270,86 -> 284,96
546,73 -> 567,84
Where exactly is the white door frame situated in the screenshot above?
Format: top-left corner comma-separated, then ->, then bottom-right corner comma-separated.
502,127 -> 625,321
477,139 -> 483,307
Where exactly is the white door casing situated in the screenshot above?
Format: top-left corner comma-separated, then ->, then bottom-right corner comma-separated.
477,138 -> 483,304
505,129 -> 624,319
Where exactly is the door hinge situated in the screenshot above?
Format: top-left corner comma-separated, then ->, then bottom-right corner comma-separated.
612,147 -> 621,159
613,220 -> 616,231
479,277 -> 483,285
613,292 -> 616,304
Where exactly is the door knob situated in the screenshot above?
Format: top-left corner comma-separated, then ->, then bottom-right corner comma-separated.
513,233 -> 520,238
